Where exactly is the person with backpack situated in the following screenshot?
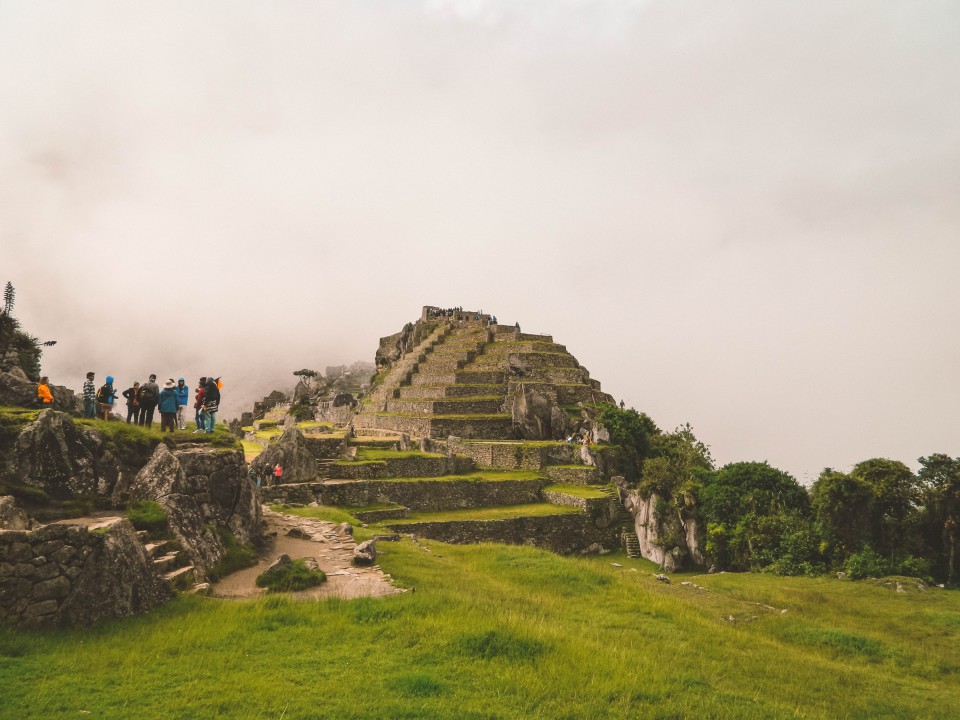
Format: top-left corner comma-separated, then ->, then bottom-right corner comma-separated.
122,381 -> 141,424
97,376 -> 117,420
203,376 -> 220,433
138,374 -> 160,428
175,378 -> 189,430
158,379 -> 179,433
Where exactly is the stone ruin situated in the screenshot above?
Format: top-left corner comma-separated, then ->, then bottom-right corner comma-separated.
0,409 -> 262,627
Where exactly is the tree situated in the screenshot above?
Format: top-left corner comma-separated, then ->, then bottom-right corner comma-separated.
851,458 -> 922,561
293,369 -> 318,380
918,454 -> 960,583
811,469 -> 875,564
697,461 -> 811,571
594,403 -> 661,480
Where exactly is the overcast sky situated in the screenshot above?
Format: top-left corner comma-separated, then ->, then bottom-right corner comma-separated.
2,0 -> 958,483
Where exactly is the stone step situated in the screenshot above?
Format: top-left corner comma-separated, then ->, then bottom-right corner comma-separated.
152,552 -> 182,573
142,541 -> 170,560
470,352 -> 580,370
164,565 -> 197,590
493,331 -> 553,343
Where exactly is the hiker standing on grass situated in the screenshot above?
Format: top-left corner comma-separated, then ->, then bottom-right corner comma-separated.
175,378 -> 189,430
122,382 -> 141,424
193,377 -> 206,433
273,463 -> 283,486
82,372 -> 97,418
97,376 -> 117,420
158,379 -> 179,433
138,374 -> 160,428
37,376 -> 54,406
203,376 -> 220,433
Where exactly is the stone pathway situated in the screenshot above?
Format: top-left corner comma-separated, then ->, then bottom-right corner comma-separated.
211,506 -> 404,600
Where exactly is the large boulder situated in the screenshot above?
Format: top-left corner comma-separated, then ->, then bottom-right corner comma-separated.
251,427 -> 318,485
58,518 -> 173,625
511,383 -> 555,440
0,369 -> 80,413
125,444 -> 262,577
14,410 -> 122,499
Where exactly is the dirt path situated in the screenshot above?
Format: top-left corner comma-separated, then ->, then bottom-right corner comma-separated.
211,507 -> 404,601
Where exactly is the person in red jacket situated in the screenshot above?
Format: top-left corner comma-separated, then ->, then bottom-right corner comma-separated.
192,376 -> 206,434
273,463 -> 283,487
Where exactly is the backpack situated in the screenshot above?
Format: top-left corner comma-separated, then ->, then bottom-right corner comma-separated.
139,385 -> 155,403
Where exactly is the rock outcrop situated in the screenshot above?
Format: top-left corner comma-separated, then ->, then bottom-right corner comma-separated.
0,368 -> 80,413
625,491 -> 703,571
13,410 -> 122,499
250,427 -> 318,484
124,444 -> 262,578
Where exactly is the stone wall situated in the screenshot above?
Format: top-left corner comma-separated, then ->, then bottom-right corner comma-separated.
0,517 -> 172,627
385,512 -> 618,555
322,478 -> 547,512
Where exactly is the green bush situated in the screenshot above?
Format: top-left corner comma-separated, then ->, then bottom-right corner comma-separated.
255,558 -> 326,592
844,549 -> 891,579
127,500 -> 168,535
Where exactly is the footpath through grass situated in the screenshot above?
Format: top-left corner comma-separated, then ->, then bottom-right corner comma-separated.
1,540 -> 959,719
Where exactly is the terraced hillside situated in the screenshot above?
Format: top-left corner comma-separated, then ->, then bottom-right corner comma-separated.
260,308 -> 635,556
354,314 -> 613,440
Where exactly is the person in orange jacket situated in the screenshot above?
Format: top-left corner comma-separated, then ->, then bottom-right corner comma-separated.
36,377 -> 54,405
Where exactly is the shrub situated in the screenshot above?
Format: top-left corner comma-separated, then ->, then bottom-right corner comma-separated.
844,549 -> 891,580
127,500 -> 168,535
255,557 -> 326,592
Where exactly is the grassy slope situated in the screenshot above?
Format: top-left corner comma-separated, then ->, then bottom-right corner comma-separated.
1,540 -> 958,719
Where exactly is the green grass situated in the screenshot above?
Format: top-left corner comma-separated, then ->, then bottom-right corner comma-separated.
241,440 -> 263,460
295,421 -> 333,431
253,429 -> 282,441
3,542 -> 957,718
269,504 -> 363,527
374,413 -> 511,420
390,503 -> 582,524
356,448 -> 445,460
126,500 -> 168,535
542,483 -> 609,499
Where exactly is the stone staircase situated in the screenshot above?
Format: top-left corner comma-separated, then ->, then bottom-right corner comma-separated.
599,487 -> 641,558
136,531 -> 205,593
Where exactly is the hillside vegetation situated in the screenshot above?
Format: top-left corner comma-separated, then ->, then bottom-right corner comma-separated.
1,538 -> 958,719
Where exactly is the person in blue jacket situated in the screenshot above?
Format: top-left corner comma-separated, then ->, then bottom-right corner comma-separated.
97,375 -> 118,421
158,379 -> 179,433
175,378 -> 189,430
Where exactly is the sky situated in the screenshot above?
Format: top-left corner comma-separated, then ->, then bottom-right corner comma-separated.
1,0 -> 958,484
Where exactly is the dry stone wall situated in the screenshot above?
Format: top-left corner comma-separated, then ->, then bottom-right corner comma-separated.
0,517 -> 172,627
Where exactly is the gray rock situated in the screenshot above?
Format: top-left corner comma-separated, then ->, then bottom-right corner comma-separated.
0,496 -> 29,531
655,574 -> 670,584
353,539 -> 377,566
512,383 -> 554,440
287,526 -> 312,540
14,410 -> 122,499
338,523 -> 353,536
251,427 -> 319,484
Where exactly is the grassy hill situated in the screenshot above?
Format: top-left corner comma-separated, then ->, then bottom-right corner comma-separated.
1,536 -> 958,719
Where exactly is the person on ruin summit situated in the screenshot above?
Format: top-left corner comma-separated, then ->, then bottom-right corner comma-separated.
37,376 -> 54,406
193,376 -> 206,433
138,374 -> 160,428
82,371 -> 97,418
203,376 -> 220,433
122,381 -> 141,424
158,379 -> 179,433
97,375 -> 117,420
175,378 -> 189,430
